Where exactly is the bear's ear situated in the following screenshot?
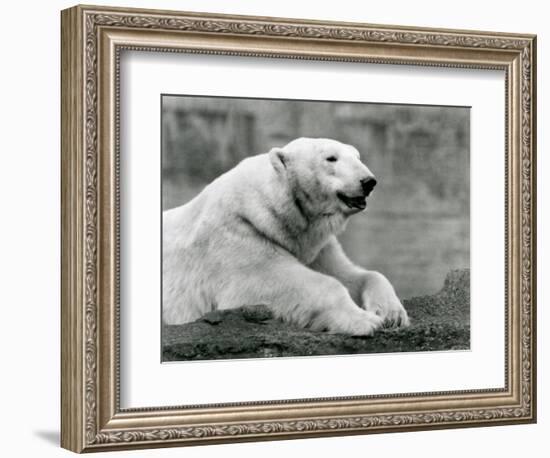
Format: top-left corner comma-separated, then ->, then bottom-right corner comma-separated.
269,147 -> 288,175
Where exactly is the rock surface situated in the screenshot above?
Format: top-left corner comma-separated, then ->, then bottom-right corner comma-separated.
162,269 -> 470,361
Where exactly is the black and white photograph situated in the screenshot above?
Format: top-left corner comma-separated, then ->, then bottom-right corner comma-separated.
161,95 -> 470,362
1,0 -> 542,455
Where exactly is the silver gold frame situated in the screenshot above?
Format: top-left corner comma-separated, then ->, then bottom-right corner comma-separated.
61,4 -> 537,453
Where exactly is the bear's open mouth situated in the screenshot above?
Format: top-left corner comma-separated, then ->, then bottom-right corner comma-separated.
337,192 -> 367,210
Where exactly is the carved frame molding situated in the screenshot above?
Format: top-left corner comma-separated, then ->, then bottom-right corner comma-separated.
61,4 -> 536,452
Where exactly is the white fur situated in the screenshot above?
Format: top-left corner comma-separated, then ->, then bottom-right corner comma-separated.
163,137 -> 409,335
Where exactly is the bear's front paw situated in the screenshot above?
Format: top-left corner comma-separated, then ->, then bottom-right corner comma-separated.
360,272 -> 410,328
324,309 -> 383,336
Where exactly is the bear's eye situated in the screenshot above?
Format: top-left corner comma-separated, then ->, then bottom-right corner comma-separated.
326,156 -> 338,162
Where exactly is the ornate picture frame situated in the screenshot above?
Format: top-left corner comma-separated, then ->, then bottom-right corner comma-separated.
61,4 -> 536,453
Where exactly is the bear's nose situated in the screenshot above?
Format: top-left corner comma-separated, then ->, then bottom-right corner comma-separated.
360,177 -> 377,196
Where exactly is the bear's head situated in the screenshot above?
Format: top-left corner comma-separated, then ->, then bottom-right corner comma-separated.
269,137 -> 377,217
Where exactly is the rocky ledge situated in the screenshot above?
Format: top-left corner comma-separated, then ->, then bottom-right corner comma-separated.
162,269 -> 470,361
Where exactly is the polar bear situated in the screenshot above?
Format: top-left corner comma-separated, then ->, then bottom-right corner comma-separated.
163,137 -> 409,335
